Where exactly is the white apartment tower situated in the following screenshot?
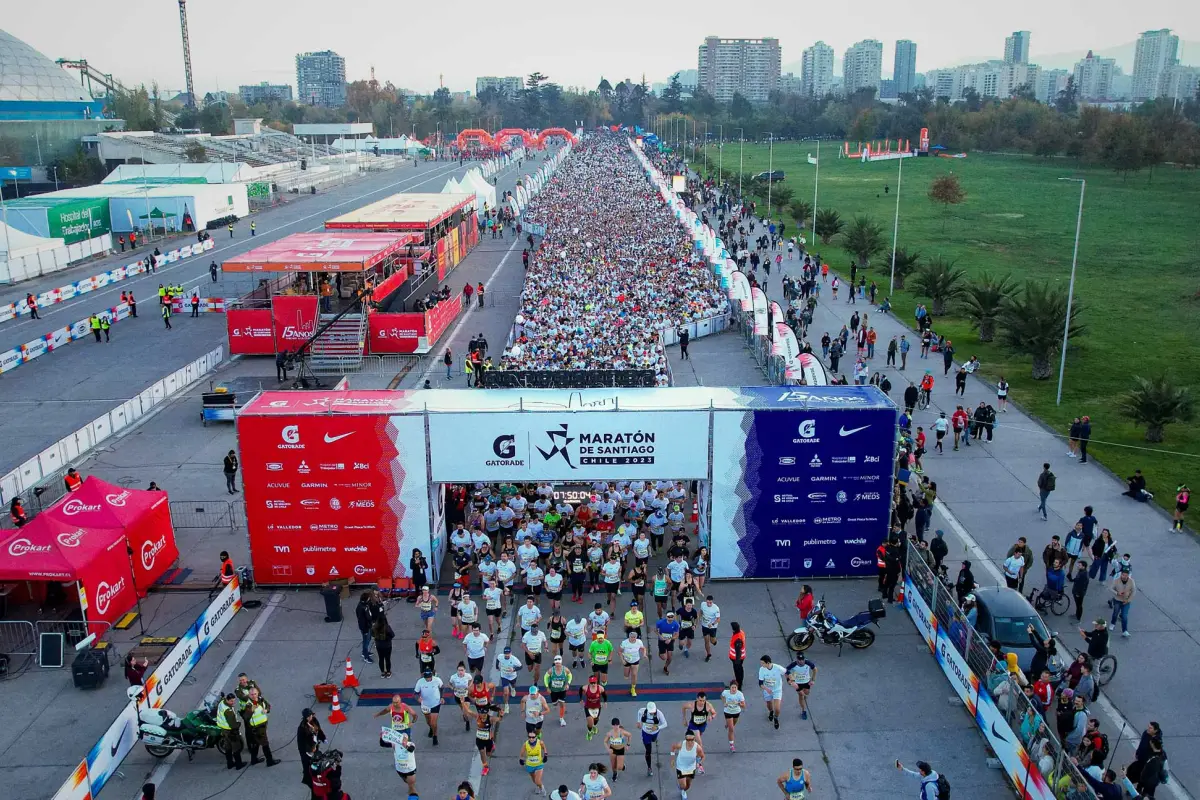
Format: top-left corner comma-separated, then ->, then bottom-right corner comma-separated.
1132,28 -> 1180,100
698,37 -> 782,103
844,39 -> 884,94
1004,31 -> 1030,65
894,40 -> 918,95
801,41 -> 835,97
1073,51 -> 1116,101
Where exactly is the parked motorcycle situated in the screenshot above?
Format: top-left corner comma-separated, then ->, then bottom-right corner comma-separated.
129,688 -> 230,760
787,598 -> 886,654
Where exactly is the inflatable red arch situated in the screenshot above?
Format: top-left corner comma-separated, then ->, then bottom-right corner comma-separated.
494,128 -> 536,148
536,127 -> 578,147
456,128 -> 495,149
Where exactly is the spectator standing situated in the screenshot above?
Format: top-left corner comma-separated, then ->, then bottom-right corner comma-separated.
1036,463 -> 1056,521
1070,561 -> 1090,621
1109,572 -> 1135,637
1078,416 -> 1092,463
222,449 -> 239,494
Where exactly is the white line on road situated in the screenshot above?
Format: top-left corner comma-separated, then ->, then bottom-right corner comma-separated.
132,591 -> 284,799
414,237 -> 521,388
6,165 -> 461,334
933,499 -> 1193,800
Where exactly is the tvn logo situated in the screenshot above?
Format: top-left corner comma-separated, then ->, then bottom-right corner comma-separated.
774,539 -> 792,547
274,545 -> 291,553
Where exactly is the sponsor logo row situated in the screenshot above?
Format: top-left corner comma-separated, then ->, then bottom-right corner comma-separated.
774,491 -> 882,503
264,498 -> 376,510
766,554 -> 877,571
264,459 -> 373,473
778,454 -> 882,468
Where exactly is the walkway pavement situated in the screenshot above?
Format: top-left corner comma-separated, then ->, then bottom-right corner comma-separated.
702,215 -> 1199,796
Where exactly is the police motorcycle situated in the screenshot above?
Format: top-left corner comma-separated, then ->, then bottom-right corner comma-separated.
128,686 -> 230,759
786,597 -> 886,654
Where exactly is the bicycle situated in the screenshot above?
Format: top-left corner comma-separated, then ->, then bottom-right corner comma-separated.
1028,586 -> 1071,617
1093,652 -> 1118,686
917,388 -> 931,411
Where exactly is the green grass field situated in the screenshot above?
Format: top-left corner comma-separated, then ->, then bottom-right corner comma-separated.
698,143 -> 1200,518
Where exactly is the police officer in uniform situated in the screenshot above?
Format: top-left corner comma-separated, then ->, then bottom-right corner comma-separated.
216,692 -> 247,770
234,673 -> 262,711
243,686 -> 279,766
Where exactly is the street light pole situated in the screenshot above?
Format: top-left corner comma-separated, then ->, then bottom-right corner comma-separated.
1056,178 -> 1085,406
703,121 -> 708,176
888,154 -> 904,294
736,128 -> 744,201
716,124 -> 723,184
811,139 -> 820,251
768,134 -> 774,219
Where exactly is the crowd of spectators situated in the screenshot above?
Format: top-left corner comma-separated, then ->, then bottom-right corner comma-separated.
500,135 -> 726,378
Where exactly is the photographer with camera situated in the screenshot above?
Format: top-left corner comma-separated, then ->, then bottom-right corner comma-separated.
309,746 -> 345,800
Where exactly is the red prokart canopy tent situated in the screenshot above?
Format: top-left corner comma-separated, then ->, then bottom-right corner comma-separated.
0,478 -> 178,635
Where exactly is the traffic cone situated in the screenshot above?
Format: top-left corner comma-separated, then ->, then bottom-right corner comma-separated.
328,692 -> 347,725
896,587 -> 906,603
690,501 -> 699,524
342,657 -> 359,689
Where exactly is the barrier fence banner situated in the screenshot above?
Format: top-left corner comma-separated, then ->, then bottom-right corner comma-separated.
369,311 -> 425,353
423,294 -> 461,348
50,760 -> 91,800
1,237 -> 216,324
272,295 -> 319,353
226,308 -> 275,355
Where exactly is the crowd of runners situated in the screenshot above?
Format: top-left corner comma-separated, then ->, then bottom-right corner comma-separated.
501,136 -> 725,375
358,478 -> 821,800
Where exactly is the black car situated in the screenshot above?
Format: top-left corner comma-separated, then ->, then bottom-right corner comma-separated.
754,170 -> 786,183
970,586 -> 1052,673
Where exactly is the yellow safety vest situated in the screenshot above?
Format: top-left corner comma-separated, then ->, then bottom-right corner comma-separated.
215,706 -> 235,731
248,701 -> 268,727
522,741 -> 545,767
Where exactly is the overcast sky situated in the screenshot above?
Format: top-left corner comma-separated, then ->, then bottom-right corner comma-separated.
9,0 -> 1197,95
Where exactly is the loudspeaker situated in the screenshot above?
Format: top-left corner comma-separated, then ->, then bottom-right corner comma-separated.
71,647 -> 110,689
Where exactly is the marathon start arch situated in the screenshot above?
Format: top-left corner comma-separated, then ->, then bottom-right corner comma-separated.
536,127 -> 578,148
236,386 -> 895,587
456,128 -> 495,150
494,128 -> 536,148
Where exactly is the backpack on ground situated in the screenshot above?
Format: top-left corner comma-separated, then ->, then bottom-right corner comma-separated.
935,774 -> 951,799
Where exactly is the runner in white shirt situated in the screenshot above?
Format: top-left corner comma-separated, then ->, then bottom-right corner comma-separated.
414,670 -> 444,744
538,482 -> 555,498
524,563 -> 546,597
450,525 -> 472,554
636,703 -> 668,777
619,630 -> 645,696
497,505 -> 515,532
720,680 -> 747,751
758,655 -> 787,729
671,732 -> 704,800
497,556 -> 518,600
699,596 -> 721,661
588,605 -> 610,637
631,531 -> 652,566
463,624 -> 490,674
544,568 -> 565,613
667,505 -> 685,534
477,555 -> 498,589
522,684 -> 551,735
471,530 -> 491,554
495,646 -> 523,713
458,593 -> 479,628
483,580 -> 504,635
508,494 -> 528,518
515,522 -> 533,543
392,732 -> 418,793
565,616 -> 589,669
551,787 -> 582,800
579,764 -> 612,800
596,496 -> 616,517
601,556 -> 623,613
517,541 -> 540,571
523,623 -> 549,683
630,480 -> 646,495
517,596 -> 543,634
448,663 -> 473,731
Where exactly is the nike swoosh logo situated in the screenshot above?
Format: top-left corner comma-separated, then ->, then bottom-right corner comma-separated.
324,433 -> 353,443
839,425 -> 869,437
111,723 -> 130,756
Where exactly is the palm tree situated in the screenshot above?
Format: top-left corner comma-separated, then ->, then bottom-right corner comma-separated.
1117,375 -> 1195,442
962,273 -> 1018,342
788,200 -> 813,230
842,215 -> 886,269
910,257 -> 967,316
884,248 -> 921,290
814,209 -> 844,244
999,280 -> 1086,380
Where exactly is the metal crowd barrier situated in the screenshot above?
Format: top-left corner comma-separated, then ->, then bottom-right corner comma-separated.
168,500 -> 241,531
905,552 -> 1098,799
0,621 -> 37,657
36,619 -> 108,650
308,354 -> 425,377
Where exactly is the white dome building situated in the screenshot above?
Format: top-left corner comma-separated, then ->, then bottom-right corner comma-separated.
0,29 -> 101,120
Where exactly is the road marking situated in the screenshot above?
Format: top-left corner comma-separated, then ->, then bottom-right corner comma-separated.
933,499 -> 1193,800
5,165 -> 461,333
133,592 -> 283,798
468,598 -> 518,797
414,237 -> 521,388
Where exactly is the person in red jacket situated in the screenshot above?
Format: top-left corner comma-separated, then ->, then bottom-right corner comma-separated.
795,585 -> 814,623
951,406 -> 970,451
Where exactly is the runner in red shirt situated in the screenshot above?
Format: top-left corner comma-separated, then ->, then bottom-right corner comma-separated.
951,406 -> 969,451
578,675 -> 607,740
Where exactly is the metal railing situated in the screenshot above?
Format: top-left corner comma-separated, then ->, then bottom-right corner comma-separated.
905,551 -> 1098,799
0,621 -> 37,657
36,619 -> 108,650
307,353 -> 424,377
168,500 -> 244,531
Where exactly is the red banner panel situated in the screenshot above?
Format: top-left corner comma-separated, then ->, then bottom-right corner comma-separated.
238,414 -> 403,585
272,295 -> 320,353
227,309 -> 276,355
424,294 -> 461,346
368,312 -> 426,354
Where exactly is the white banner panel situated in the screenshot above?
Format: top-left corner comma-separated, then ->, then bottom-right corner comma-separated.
428,411 -> 710,481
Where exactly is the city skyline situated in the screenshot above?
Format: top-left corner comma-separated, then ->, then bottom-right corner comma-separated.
5,0 -> 1197,95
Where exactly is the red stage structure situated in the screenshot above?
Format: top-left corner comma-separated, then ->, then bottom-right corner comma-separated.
0,478 -> 178,636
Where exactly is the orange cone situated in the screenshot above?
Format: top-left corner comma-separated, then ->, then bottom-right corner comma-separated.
342,657 -> 359,689
690,501 -> 699,524
896,587 -> 906,603
328,692 -> 347,725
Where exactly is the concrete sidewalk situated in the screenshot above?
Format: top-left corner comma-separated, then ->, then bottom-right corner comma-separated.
728,229 -> 1199,796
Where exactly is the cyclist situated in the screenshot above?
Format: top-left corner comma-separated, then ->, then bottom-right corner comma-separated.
919,371 -> 934,408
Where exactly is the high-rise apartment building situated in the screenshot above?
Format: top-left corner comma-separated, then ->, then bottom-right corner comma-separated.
777,73 -> 803,94
1004,31 -> 1031,65
1073,51 -> 1116,101
801,41 -> 835,97
475,76 -> 524,96
239,82 -> 294,105
296,50 -> 347,107
893,40 -> 918,95
697,37 -> 781,103
1132,29 -> 1179,101
1159,64 -> 1200,102
844,40 -> 884,94
1035,69 -> 1071,104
